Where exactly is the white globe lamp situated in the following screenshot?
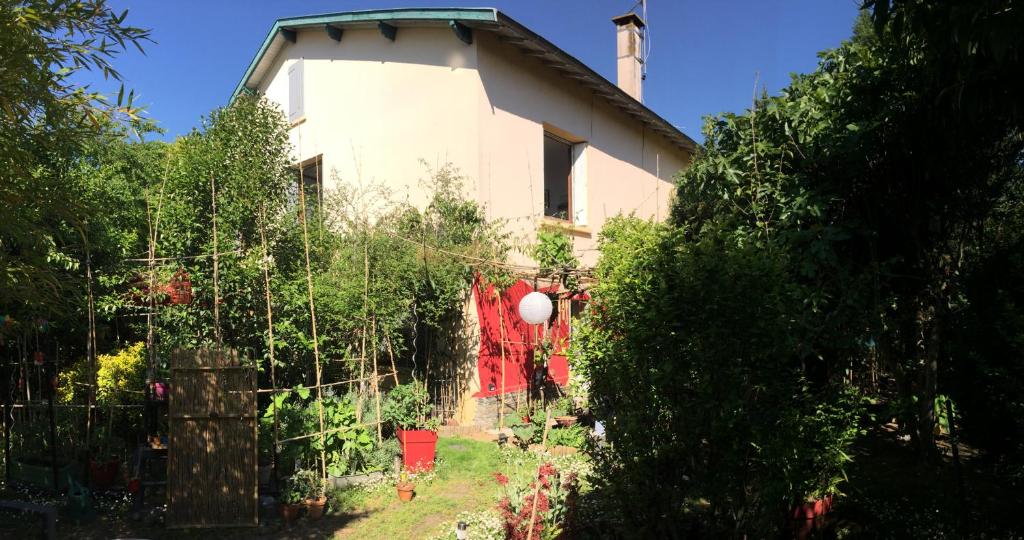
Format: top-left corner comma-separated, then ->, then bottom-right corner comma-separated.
518,291 -> 553,325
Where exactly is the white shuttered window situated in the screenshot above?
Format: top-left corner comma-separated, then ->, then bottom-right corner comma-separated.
288,60 -> 304,123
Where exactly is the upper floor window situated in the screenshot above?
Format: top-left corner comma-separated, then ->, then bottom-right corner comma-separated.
544,133 -> 573,220
288,155 -> 322,215
543,130 -> 587,224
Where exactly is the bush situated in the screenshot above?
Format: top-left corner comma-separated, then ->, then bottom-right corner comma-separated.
547,424 -> 588,451
262,388 -> 374,476
381,382 -> 435,431
570,218 -> 863,535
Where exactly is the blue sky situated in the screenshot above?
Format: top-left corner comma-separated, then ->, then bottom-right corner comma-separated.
85,1 -> 860,143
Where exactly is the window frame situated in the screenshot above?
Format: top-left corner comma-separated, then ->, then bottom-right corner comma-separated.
543,131 -> 575,223
289,155 -> 323,213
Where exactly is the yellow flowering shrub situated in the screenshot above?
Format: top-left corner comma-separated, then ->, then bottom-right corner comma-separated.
58,342 -> 146,405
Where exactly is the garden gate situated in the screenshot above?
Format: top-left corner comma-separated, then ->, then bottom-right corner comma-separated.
166,349 -> 257,528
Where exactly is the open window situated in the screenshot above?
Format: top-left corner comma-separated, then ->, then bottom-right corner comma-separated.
543,130 -> 588,225
543,133 -> 572,220
288,155 -> 322,215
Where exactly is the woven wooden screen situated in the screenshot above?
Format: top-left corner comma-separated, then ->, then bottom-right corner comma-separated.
166,349 -> 257,528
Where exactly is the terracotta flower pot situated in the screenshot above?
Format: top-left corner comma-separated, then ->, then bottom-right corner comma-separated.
304,496 -> 327,519
278,502 -> 302,523
397,482 -> 415,502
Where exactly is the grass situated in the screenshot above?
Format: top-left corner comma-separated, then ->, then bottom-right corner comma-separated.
0,435 -> 573,539
313,435 -> 507,539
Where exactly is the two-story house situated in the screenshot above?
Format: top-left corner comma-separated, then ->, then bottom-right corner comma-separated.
234,7 -> 695,426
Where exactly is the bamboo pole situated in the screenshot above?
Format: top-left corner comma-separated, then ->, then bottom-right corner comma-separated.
372,316 -> 382,443
497,292 -> 508,430
356,238 -> 369,422
210,175 -> 222,349
385,336 -> 400,386
257,206 -> 280,486
298,170 -> 328,480
143,173 -> 166,383
83,233 -> 98,484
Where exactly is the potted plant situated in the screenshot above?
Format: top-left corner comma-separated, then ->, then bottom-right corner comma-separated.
278,481 -> 303,523
552,396 -> 578,427
383,382 -> 439,472
292,469 -> 327,520
396,470 -> 415,502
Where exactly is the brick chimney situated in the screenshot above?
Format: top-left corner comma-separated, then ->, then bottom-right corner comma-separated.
612,12 -> 645,102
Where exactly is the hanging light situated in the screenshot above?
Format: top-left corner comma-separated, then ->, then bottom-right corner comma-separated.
518,291 -> 552,325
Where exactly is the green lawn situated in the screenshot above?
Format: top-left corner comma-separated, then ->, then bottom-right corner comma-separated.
1,436 -> 568,539
302,435 -> 509,539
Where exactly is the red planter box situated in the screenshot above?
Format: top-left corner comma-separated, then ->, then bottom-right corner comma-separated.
396,429 -> 438,472
89,458 -> 120,489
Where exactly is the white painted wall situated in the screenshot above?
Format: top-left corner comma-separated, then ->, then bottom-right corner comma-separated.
258,26 -> 481,210
255,24 -> 690,265
474,31 -> 688,265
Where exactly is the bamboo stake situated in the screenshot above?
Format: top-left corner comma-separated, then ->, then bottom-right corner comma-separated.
497,292 -> 508,429
298,170 -> 327,480
372,316 -> 382,443
257,206 -> 280,486
210,175 -> 222,349
385,336 -> 400,386
356,238 -> 369,423
83,234 -> 98,479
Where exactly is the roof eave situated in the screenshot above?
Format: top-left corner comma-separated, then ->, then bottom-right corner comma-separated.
231,8 -> 499,99
232,8 -> 695,152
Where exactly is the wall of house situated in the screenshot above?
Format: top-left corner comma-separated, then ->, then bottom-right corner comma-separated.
257,25 -> 483,210
474,31 -> 690,267
253,25 -> 691,427
256,26 -> 689,266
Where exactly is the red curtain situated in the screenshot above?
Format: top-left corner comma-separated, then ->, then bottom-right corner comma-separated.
472,277 -> 570,398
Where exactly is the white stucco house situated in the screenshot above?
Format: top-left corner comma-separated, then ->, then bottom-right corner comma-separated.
234,7 -> 696,425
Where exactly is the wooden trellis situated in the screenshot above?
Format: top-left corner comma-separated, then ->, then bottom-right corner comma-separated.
166,349 -> 257,529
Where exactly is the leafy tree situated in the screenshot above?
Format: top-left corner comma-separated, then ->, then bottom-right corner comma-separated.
574,1 -> 1024,534
571,218 -> 863,535
1,0 -> 149,319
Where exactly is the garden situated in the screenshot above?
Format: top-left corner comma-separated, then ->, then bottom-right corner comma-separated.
4,1 -> 1024,538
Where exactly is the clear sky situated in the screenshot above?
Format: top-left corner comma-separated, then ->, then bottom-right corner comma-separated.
84,0 -> 861,143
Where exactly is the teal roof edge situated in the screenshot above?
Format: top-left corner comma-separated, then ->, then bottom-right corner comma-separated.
231,8 -> 498,99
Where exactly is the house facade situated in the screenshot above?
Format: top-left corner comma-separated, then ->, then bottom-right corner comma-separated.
234,8 -> 695,426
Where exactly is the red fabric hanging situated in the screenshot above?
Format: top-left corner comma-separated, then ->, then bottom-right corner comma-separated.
472,277 -> 570,398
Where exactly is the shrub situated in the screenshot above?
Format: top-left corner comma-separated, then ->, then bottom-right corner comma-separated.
570,218 -> 863,535
381,382 -> 435,431
59,342 -> 146,406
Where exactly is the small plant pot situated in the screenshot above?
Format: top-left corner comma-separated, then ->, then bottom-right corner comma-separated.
554,415 -> 578,427
149,381 -> 168,401
791,494 -> 834,520
278,502 -> 302,523
397,482 -> 415,502
304,496 -> 327,520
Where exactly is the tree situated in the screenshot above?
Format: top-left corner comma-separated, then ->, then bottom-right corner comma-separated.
573,1 -> 1024,534
1,0 -> 149,321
